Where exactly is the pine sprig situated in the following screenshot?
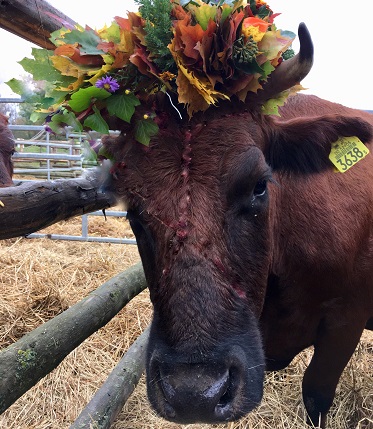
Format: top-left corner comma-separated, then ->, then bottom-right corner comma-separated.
136,0 -> 176,71
282,48 -> 295,60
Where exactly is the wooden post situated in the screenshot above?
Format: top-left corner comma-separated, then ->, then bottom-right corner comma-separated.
0,168 -> 116,239
71,328 -> 150,429
0,0 -> 77,49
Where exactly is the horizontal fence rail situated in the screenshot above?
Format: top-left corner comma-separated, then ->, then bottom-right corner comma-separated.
10,125 -> 85,180
27,210 -> 137,245
13,152 -> 82,161
8,125 -> 133,244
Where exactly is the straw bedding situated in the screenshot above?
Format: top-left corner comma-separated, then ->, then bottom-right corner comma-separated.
0,214 -> 372,429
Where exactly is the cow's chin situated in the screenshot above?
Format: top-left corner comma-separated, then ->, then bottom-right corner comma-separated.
145,332 -> 265,424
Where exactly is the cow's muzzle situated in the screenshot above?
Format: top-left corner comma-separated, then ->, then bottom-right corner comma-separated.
147,344 -> 264,423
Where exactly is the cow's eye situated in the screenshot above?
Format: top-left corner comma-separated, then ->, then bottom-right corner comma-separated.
253,179 -> 267,198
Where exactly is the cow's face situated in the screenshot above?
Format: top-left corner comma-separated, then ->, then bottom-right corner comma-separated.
0,124 -> 15,187
109,114 -> 273,422
106,104 -> 373,423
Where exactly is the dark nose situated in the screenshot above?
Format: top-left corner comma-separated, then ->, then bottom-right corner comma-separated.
158,363 -> 237,423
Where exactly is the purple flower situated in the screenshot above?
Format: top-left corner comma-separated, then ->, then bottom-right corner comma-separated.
95,76 -> 120,93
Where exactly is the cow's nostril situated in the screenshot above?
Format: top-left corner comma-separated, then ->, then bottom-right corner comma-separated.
217,387 -> 231,408
161,376 -> 176,401
214,369 -> 236,418
160,379 -> 177,418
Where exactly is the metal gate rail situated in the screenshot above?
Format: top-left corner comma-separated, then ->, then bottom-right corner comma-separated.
26,210 -> 137,245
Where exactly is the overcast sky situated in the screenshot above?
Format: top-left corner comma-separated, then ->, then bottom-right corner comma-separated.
1,0 -> 372,110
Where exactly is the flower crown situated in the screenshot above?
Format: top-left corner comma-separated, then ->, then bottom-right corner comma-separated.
8,0 -> 297,145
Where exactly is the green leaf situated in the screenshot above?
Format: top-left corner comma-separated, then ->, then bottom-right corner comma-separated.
234,56 -> 263,75
194,3 -> 217,30
19,49 -> 61,82
83,106 -> 109,134
30,111 -> 49,124
38,97 -> 56,109
99,22 -> 121,44
5,79 -> 58,110
261,92 -> 288,116
134,119 -> 159,146
257,4 -> 271,18
68,86 -> 111,112
49,27 -> 67,46
97,145 -> 115,161
45,89 -> 71,105
260,60 -> 275,79
51,109 -> 83,131
61,28 -> 104,55
106,93 -> 140,123
5,78 -> 32,97
221,5 -> 232,24
18,48 -> 76,90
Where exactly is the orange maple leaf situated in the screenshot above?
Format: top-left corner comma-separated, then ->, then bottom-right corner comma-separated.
173,16 -> 206,62
54,45 -> 104,67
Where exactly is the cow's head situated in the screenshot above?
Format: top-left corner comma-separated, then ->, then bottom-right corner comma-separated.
103,24 -> 373,423
0,114 -> 15,187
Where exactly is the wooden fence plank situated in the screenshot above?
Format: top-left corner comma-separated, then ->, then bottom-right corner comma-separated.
71,327 -> 150,429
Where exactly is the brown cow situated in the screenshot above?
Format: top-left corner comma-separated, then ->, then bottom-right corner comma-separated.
0,113 -> 15,187
103,24 -> 373,428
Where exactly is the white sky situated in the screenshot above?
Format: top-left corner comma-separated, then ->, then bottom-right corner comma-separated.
0,0 -> 372,110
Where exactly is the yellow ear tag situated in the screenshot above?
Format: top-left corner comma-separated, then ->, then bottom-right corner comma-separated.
329,136 -> 369,173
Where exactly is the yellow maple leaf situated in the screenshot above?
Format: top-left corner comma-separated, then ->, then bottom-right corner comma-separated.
51,56 -> 102,91
175,59 -> 229,115
88,64 -> 113,84
176,71 -> 210,116
65,75 -> 85,92
118,27 -> 135,53
51,56 -> 80,77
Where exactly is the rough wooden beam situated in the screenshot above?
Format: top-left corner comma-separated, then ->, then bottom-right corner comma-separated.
71,328 -> 150,429
0,168 -> 116,239
0,0 -> 77,49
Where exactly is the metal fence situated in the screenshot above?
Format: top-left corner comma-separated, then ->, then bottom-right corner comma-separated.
10,124 -> 136,245
27,210 -> 136,245
11,125 -> 86,180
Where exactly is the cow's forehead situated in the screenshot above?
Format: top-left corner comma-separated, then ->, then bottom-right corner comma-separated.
132,114 -> 265,165
119,134 -> 268,222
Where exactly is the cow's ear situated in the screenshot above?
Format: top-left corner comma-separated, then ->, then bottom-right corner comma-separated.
265,115 -> 373,173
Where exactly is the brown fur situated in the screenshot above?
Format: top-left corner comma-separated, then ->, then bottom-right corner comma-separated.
103,94 -> 373,428
0,113 -> 15,187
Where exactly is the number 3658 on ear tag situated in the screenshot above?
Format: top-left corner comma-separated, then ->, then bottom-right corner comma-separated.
329,136 -> 369,173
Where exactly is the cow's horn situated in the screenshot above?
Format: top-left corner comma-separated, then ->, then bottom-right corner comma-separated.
255,22 -> 314,102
